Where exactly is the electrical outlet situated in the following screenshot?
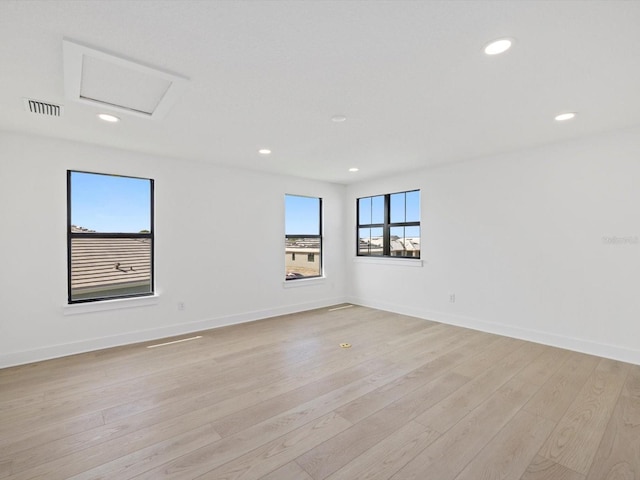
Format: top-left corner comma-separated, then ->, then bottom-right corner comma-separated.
178,302 -> 185,311
449,293 -> 456,303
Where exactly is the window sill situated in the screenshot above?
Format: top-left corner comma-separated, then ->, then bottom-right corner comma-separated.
353,257 -> 424,267
63,294 -> 160,315
282,276 -> 326,288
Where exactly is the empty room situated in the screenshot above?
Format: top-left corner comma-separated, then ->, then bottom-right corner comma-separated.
1,1 -> 639,479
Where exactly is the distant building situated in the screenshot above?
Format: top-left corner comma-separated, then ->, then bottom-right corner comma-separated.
285,237 -> 320,277
358,236 -> 420,257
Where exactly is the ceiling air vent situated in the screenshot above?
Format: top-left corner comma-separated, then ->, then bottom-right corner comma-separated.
23,98 -> 63,117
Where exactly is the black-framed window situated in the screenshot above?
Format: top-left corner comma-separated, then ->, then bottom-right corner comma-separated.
357,190 -> 420,258
285,194 -> 322,280
67,170 -> 154,303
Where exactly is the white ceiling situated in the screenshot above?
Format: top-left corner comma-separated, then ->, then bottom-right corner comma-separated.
1,0 -> 639,184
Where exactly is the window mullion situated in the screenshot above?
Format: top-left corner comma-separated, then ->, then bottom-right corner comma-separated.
383,194 -> 391,256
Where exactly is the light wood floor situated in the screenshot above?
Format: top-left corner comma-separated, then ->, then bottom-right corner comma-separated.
1,305 -> 638,480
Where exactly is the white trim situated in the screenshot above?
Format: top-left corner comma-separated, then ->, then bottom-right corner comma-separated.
282,276 -> 326,288
347,296 -> 640,366
1,296 -> 347,368
63,294 -> 160,315
353,257 -> 424,267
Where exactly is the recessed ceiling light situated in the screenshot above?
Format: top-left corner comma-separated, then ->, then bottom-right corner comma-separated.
331,115 -> 347,123
554,112 -> 576,122
484,38 -> 513,55
258,148 -> 272,155
97,113 -> 120,123
349,167 -> 359,172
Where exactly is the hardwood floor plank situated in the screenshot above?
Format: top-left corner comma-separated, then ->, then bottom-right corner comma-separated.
335,352 -> 467,425
106,331 -> 396,434
515,347 -> 569,386
520,456 -> 585,480
31,313 -> 416,467
95,311 -> 428,426
523,351 -> 599,422
193,413 -> 352,480
296,372 -> 468,480
0,307 -> 384,405
454,411 -> 555,480
389,378 -> 540,480
0,392 -> 45,418
323,421 -> 440,480
66,424 -> 221,480
0,306 -> 358,392
7,424 -> 220,480
450,336 -> 525,379
206,322 -> 468,439
415,341 -> 545,434
538,358 -> 629,475
381,324 -> 475,365
260,462 -> 313,480
210,358 -> 389,437
0,412 -> 104,463
129,365 -> 409,480
0,460 -> 10,480
585,395 -> 640,480
623,364 -> 640,399
0,306 -> 635,480
6,402 -> 222,476
334,330 -> 494,425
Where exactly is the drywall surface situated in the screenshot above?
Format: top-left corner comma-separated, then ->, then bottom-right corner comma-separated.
0,131 -> 347,367
347,127 -> 640,364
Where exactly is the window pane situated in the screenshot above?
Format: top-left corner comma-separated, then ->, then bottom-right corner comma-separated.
390,192 -> 406,223
390,226 -> 406,256
70,237 -> 152,301
406,190 -> 420,222
70,172 -> 151,233
285,195 -> 320,235
405,226 -> 420,238
390,225 -> 421,257
358,227 -> 371,255
405,226 -> 421,257
371,196 -> 384,224
358,197 -> 372,225
370,227 -> 384,255
358,227 -> 383,256
285,237 -> 321,279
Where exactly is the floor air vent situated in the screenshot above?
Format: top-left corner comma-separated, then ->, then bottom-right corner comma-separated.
23,98 -> 63,117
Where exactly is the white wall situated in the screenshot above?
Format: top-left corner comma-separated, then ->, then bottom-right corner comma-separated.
0,131 -> 347,367
347,127 -> 640,365
2,126 -> 639,368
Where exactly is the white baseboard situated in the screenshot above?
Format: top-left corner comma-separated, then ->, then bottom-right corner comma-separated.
0,296 -> 347,369
347,296 -> 640,366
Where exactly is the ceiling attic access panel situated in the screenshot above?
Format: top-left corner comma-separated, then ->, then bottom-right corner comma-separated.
62,39 -> 188,120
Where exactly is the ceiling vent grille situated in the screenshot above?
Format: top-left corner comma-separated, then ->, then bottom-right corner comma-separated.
23,98 -> 63,117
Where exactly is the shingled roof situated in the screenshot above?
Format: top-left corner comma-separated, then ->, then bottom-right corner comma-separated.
70,235 -> 151,298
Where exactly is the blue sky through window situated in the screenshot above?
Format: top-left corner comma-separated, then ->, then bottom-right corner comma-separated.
285,194 -> 320,235
359,191 -> 420,226
70,172 -> 151,233
391,190 -> 420,223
